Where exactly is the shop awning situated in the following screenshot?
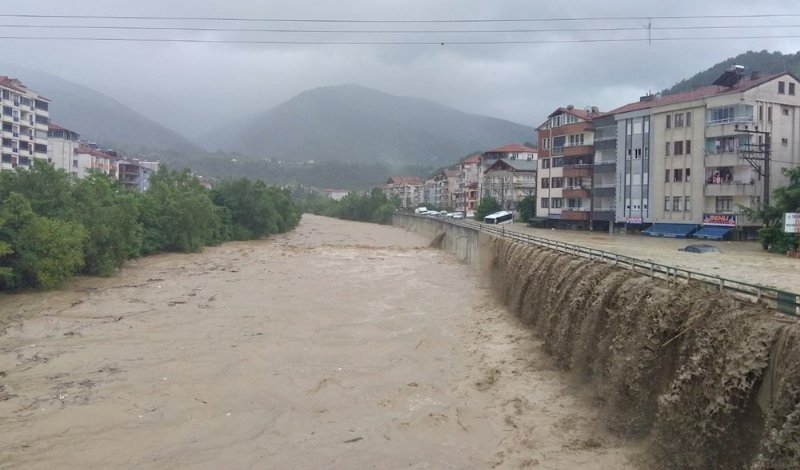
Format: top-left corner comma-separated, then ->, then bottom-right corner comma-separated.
642,223 -> 698,238
693,226 -> 732,240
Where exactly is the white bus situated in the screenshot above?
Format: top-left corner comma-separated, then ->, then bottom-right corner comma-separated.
484,211 -> 514,225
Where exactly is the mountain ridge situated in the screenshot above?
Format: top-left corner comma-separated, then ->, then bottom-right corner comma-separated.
204,83 -> 536,165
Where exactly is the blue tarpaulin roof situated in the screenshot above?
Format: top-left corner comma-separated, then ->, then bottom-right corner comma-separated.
642,223 -> 699,238
694,226 -> 732,240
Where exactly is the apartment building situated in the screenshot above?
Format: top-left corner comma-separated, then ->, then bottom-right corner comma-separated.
478,144 -> 537,200
606,69 -> 800,239
592,113 -> 617,230
74,144 -> 121,179
536,106 -> 600,229
48,123 -> 81,175
118,159 -> 158,192
455,155 -> 481,213
381,176 -> 423,209
482,159 -> 537,211
0,77 -> 50,172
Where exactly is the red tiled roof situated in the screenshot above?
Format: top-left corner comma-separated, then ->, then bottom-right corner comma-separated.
386,176 -> 422,185
461,155 -> 481,165
607,72 -> 791,115
485,144 -> 537,154
0,76 -> 28,93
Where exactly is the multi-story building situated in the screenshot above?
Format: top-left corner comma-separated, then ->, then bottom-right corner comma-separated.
592,113 -> 617,231
381,176 -> 423,209
483,159 -> 537,211
537,106 -> 601,229
48,123 -> 81,176
608,68 -> 800,239
478,144 -> 537,200
74,143 -> 121,179
455,155 -> 481,213
0,76 -> 50,172
118,159 -> 158,192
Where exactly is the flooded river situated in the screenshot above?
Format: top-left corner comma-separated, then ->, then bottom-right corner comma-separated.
0,215 -> 636,469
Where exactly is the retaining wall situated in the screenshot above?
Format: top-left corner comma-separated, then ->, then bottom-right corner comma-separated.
395,214 -> 800,470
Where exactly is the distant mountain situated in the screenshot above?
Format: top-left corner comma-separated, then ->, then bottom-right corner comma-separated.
664,50 -> 800,95
205,84 -> 535,165
0,65 -> 200,156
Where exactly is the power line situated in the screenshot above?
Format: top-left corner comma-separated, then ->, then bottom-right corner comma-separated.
0,13 -> 799,23
0,23 -> 799,34
1,34 -> 799,45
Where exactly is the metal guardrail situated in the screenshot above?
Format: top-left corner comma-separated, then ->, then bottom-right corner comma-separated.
398,214 -> 800,317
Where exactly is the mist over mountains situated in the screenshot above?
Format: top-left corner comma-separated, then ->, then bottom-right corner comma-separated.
0,65 -> 200,156
203,84 -> 536,165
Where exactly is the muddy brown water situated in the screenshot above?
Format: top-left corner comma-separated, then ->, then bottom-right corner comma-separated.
0,214 -> 637,469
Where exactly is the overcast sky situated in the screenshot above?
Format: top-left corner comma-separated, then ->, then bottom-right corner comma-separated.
1,0 -> 798,139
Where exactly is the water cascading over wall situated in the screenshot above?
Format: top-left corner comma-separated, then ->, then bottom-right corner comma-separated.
485,236 -> 800,469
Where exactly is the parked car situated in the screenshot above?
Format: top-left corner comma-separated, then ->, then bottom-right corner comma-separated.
678,244 -> 721,253
451,212 -> 464,219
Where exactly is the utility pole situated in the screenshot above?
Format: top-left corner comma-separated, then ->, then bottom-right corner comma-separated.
735,124 -> 771,207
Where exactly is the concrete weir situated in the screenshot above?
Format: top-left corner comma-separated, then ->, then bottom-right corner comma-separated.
395,214 -> 800,470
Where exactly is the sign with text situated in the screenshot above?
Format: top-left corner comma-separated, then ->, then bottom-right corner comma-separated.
625,216 -> 643,224
785,213 -> 800,233
703,213 -> 737,227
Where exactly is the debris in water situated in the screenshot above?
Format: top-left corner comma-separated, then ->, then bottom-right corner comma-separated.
343,437 -> 363,444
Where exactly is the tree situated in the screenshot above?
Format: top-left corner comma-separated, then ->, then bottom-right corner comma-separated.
743,167 -> 800,254
517,195 -> 537,222
70,174 -> 143,276
0,192 -> 86,289
475,196 -> 501,221
138,166 -> 222,254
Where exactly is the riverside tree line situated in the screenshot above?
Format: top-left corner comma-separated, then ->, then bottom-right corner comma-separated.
0,162 -> 300,290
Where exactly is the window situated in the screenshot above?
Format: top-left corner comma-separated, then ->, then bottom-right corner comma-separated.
626,148 -> 632,160
759,105 -> 764,121
551,115 -> 562,127
768,106 -> 772,122
541,197 -> 549,208
685,140 -> 691,155
783,138 -> 789,145
674,113 -> 684,128
686,111 -> 691,127
551,198 -> 563,208
542,138 -> 550,150
685,168 -> 691,182
551,177 -> 563,188
666,115 -> 671,129
665,142 -> 671,156
790,83 -> 796,95
540,177 -> 550,189
644,117 -> 650,133
674,141 -> 684,155
72,159 -> 78,168
783,107 -> 790,116
552,157 -> 564,167
665,170 -> 671,182
715,196 -> 733,212
684,196 -> 691,211
568,134 -> 584,146
634,148 -> 642,159
673,197 -> 681,211
540,158 -> 550,169
674,169 -> 683,182
779,81 -> 786,94
665,197 -> 671,211
709,106 -> 735,123
644,146 -> 650,159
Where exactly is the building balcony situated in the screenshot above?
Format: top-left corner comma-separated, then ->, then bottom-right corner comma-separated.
592,186 -> 615,198
592,210 -> 616,222
563,164 -> 593,178
563,145 -> 594,157
563,187 -> 590,199
514,181 -> 536,189
704,151 -> 747,168
561,209 -> 591,221
704,182 -> 758,197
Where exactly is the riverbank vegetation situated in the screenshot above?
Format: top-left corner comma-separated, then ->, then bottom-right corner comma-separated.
0,162 -> 300,290
299,188 -> 400,224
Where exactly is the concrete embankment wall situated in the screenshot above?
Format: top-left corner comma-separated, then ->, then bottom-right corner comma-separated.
395,215 -> 800,470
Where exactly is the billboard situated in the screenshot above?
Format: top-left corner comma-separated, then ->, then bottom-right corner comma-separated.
785,213 -> 800,233
703,213 -> 737,227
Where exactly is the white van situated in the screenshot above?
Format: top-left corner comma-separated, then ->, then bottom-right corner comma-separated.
414,207 -> 428,214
